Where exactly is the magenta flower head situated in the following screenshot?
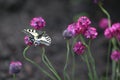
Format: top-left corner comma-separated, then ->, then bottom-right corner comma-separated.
24,36 -> 33,46
75,16 -> 91,35
84,27 -> 98,39
111,50 -> 120,62
67,23 -> 76,36
111,23 -> 120,40
9,61 -> 22,74
104,28 -> 113,39
99,18 -> 110,29
30,17 -> 46,30
63,29 -> 74,39
77,16 -> 91,27
104,23 -> 120,39
73,41 -> 86,55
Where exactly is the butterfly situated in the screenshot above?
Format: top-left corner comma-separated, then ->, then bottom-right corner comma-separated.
23,29 -> 51,46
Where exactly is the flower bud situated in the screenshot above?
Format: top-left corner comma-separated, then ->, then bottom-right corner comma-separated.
9,61 -> 22,74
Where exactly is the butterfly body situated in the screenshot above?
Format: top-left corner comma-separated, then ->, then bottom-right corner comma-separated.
23,29 -> 51,46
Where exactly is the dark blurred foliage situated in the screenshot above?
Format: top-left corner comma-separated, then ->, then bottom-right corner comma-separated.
0,0 -> 120,80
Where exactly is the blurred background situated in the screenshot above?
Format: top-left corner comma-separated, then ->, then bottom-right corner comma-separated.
0,0 -> 120,80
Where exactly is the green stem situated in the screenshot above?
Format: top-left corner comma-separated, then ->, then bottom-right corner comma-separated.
112,61 -> 116,80
13,74 -> 16,80
106,40 -> 111,80
71,35 -> 79,80
111,38 -> 117,80
41,47 -> 61,80
87,40 -> 98,80
118,61 -> 120,80
63,40 -> 70,80
111,38 -> 117,49
44,52 -> 58,73
98,2 -> 111,27
116,63 -> 119,80
84,54 -> 93,80
23,46 -> 56,80
80,36 -> 98,80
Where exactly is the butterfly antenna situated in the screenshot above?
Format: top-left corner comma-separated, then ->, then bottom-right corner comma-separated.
22,29 -> 27,34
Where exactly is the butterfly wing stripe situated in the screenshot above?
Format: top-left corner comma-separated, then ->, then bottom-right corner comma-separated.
24,29 -> 39,37
38,35 -> 51,46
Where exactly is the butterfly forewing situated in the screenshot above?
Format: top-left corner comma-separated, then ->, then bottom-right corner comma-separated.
24,29 -> 39,37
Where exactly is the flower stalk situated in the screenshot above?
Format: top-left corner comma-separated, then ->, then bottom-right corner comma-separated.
23,46 -> 56,80
80,35 -> 98,80
98,2 -> 118,80
13,74 -> 16,80
41,47 -> 61,80
63,40 -> 70,80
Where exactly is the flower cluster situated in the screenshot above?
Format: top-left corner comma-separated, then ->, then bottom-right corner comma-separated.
111,50 -> 120,62
104,23 -> 120,40
63,16 -> 98,39
62,16 -> 99,80
9,61 -> 22,75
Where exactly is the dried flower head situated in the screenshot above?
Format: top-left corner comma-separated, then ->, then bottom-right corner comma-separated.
30,17 -> 46,30
9,61 -> 22,74
111,50 -> 120,62
63,29 -> 74,39
73,41 -> 86,55
84,27 -> 98,39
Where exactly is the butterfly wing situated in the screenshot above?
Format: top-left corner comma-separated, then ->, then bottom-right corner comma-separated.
23,29 -> 39,37
34,33 -> 51,46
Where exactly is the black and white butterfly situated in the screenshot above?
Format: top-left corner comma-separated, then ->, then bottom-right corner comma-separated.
23,29 -> 51,46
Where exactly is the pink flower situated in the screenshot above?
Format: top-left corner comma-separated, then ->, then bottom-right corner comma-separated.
104,23 -> 120,40
75,16 -> 91,35
67,23 -> 76,36
111,50 -> 120,62
74,23 -> 87,35
24,36 -> 33,46
104,28 -> 113,39
73,41 -> 86,55
84,27 -> 98,39
30,17 -> 46,30
111,23 -> 120,40
77,16 -> 91,27
99,18 -> 110,29
9,61 -> 22,74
